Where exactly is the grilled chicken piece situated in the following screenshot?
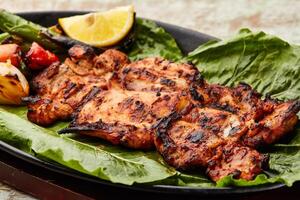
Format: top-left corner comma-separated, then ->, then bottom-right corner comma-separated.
153,107 -> 268,181
24,46 -> 129,126
154,83 -> 299,181
190,82 -> 268,121
191,81 -> 300,148
61,78 -> 191,149
206,143 -> 267,181
119,57 -> 202,92
60,57 -> 199,149
243,100 -> 300,147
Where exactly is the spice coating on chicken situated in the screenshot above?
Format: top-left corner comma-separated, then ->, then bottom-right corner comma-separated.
153,82 -> 299,181
119,57 -> 201,92
24,46 -> 129,126
62,80 -> 190,149
153,108 -> 268,181
190,81 -> 300,148
61,58 -> 198,149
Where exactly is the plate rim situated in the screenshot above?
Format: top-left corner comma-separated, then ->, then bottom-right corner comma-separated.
0,10 -> 285,195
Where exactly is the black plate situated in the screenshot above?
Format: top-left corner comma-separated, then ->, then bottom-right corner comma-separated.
0,11 -> 285,196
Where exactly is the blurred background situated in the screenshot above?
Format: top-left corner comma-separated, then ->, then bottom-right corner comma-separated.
0,0 -> 300,199
1,0 -> 300,44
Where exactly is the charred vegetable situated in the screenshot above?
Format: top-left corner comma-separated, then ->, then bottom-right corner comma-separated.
0,9 -> 61,51
41,30 -> 99,52
0,61 -> 29,104
26,42 -> 59,70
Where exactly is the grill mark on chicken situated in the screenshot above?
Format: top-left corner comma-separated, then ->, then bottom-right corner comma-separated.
160,78 -> 176,87
153,111 -> 180,150
186,130 -> 204,143
189,86 -> 204,102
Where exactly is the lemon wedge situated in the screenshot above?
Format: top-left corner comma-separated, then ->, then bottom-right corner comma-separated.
58,5 -> 135,47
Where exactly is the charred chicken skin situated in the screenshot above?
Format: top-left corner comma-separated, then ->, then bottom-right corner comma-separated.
25,45 -> 300,182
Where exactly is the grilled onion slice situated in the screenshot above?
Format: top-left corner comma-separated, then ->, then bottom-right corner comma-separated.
0,61 -> 29,105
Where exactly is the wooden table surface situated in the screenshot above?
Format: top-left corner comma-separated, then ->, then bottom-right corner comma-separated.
0,0 -> 300,199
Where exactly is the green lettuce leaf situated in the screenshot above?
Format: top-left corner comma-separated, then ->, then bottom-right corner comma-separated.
268,126 -> 300,186
127,18 -> 183,61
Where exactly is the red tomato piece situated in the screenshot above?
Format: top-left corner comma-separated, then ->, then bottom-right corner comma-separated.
26,42 -> 59,70
0,44 -> 22,67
